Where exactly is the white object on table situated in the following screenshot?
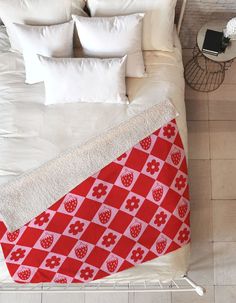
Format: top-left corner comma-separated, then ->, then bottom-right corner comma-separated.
224,17 -> 236,39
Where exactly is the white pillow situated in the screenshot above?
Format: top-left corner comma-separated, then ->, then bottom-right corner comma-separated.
0,0 -> 86,52
38,55 -> 129,105
12,21 -> 74,84
87,0 -> 177,52
72,14 -> 145,78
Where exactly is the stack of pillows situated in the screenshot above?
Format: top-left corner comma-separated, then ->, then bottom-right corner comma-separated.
0,0 -> 177,105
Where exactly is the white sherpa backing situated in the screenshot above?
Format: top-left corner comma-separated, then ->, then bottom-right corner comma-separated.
0,99 -> 178,231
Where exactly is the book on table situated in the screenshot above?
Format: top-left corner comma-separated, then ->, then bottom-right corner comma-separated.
202,29 -> 223,56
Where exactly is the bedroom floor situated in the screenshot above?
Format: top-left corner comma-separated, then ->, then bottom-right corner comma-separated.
1,50 -> 236,303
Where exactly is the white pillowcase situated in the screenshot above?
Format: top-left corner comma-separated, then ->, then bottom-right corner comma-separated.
38,55 -> 128,105
87,0 -> 177,51
72,14 -> 145,78
0,0 -> 86,52
12,21 -> 74,84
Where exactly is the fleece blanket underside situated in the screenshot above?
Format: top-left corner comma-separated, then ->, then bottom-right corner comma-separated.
0,99 -> 178,231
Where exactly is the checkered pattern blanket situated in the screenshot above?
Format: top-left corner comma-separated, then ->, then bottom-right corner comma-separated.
0,119 -> 190,283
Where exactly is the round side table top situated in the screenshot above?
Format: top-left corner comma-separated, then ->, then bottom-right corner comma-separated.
197,19 -> 236,62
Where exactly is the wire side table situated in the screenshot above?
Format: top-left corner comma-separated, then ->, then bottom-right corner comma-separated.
184,20 -> 236,92
184,46 -> 233,92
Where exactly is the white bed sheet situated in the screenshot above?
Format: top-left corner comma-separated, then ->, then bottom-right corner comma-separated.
0,26 -> 189,283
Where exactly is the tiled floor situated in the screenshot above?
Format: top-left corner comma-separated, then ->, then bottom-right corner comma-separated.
184,48 -> 236,302
3,50 -> 236,303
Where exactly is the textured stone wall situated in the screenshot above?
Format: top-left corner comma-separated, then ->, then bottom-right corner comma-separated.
177,0 -> 236,48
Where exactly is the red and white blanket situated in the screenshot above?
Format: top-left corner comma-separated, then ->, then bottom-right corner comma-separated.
0,119 -> 190,283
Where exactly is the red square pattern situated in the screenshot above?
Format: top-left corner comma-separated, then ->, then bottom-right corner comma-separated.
139,226 -> 160,249
23,249 -> 48,268
161,189 -> 181,213
104,186 -> 129,209
0,119 -> 190,284
109,211 -> 133,234
86,247 -> 109,268
51,235 -> 77,256
46,213 -> 72,234
112,236 -> 135,259
157,163 -> 178,187
132,174 -> 155,197
80,223 -> 106,245
162,215 -> 183,239
58,258 -> 82,277
125,148 -> 149,172
31,268 -> 56,283
71,177 -> 96,197
136,200 -> 159,223
98,162 -> 123,184
76,198 -> 101,221
17,228 -> 43,248
151,137 -> 172,161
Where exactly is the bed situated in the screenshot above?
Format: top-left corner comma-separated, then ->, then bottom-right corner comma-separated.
0,0 -> 205,296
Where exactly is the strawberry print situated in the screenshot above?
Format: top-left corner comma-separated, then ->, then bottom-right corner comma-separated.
64,196 -> 78,213
99,207 -> 112,224
171,148 -> 181,166
17,267 -> 31,281
130,221 -> 142,238
156,236 -> 167,254
121,170 -> 134,187
40,233 -> 54,249
178,200 -> 188,218
140,136 -> 152,150
7,230 -> 20,242
152,184 -> 164,202
106,256 -> 118,273
75,242 -> 88,259
54,276 -> 68,284
0,119 -> 190,284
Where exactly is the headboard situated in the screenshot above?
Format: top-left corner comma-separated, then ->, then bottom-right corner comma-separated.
84,0 -> 188,36
176,0 -> 188,34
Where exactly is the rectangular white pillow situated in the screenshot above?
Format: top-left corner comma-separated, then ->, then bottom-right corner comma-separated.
0,0 -> 86,52
72,14 -> 145,78
12,21 -> 74,84
87,0 -> 177,52
38,55 -> 128,105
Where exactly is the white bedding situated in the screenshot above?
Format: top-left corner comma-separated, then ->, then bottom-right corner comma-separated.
0,26 -> 189,283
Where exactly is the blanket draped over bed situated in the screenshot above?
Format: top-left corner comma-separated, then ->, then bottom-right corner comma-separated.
0,98 -> 190,283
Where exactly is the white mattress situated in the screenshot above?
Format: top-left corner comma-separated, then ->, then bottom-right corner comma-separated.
0,26 -> 189,283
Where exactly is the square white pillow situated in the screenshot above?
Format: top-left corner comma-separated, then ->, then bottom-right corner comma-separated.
12,21 -> 74,84
38,55 -> 128,105
87,0 -> 177,51
72,14 -> 145,78
0,0 -> 86,52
